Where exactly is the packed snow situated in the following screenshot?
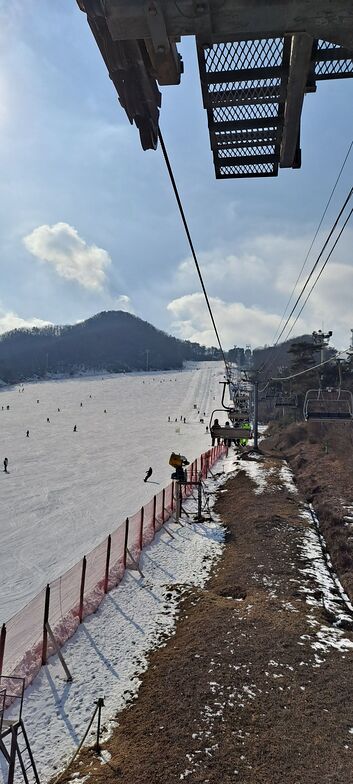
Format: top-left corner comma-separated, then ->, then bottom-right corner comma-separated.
0,362 -> 228,620
0,454 -> 233,784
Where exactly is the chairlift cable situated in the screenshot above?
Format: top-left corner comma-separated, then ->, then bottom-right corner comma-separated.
158,128 -> 228,374
271,139 -> 353,344
258,188 -> 353,380
270,347 -> 350,382
283,206 -> 353,342
273,187 -> 353,347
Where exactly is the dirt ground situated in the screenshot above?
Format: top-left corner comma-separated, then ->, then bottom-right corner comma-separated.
60,453 -> 353,784
263,420 -> 353,599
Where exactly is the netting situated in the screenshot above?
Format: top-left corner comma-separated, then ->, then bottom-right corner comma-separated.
0,445 -> 227,688
2,590 -> 46,685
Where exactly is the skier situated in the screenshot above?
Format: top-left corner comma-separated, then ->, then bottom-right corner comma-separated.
26,430 -> 29,437
3,457 -> 8,473
144,467 -> 153,483
47,417 -> 50,423
73,425 -> 77,432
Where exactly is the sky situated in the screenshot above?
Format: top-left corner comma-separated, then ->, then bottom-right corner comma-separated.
0,0 -> 353,350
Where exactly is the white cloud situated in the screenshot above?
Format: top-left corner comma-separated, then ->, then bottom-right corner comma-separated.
167,293 -> 307,349
0,311 -> 52,335
175,248 -> 270,303
115,295 -> 134,313
23,222 -> 111,291
168,227 -> 353,349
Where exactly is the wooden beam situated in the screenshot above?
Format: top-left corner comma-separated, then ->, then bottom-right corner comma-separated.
280,33 -> 313,168
103,1 -> 353,46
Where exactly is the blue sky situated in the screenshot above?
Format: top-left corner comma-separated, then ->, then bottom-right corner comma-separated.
0,0 -> 353,349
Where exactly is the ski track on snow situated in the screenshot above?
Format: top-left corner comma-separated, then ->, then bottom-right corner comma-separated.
0,363 -> 227,620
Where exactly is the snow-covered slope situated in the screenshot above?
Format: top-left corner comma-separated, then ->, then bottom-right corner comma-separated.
0,362 -> 226,620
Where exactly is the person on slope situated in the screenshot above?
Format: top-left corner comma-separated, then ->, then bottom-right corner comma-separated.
240,421 -> 251,447
3,457 -> 8,473
210,418 -> 220,446
224,421 -> 232,447
144,467 -> 153,483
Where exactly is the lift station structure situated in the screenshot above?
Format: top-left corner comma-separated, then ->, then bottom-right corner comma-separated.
77,1 -> 353,179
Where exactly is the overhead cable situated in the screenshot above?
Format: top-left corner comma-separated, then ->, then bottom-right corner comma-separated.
158,128 -> 228,371
257,185 -> 353,382
273,186 -> 353,347
284,206 -> 353,341
271,139 -> 353,344
271,348 -> 349,382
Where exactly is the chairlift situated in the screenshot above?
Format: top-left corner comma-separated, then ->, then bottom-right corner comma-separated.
274,393 -> 298,408
209,410 -> 252,441
303,388 -> 353,421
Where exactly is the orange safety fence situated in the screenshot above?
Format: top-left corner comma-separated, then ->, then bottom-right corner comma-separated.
0,444 -> 227,689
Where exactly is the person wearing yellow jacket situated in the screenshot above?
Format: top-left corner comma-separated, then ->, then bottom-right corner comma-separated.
239,421 -> 251,447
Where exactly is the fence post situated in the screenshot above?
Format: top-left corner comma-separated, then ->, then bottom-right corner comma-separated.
42,584 -> 50,665
79,556 -> 87,623
104,535 -> 111,594
139,507 -> 144,551
123,518 -> 129,568
0,624 -> 6,678
162,489 -> 165,523
152,495 -> 156,533
197,473 -> 202,522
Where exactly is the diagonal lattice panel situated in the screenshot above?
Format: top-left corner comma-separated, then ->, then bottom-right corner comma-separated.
197,37 -> 289,179
314,40 -> 353,79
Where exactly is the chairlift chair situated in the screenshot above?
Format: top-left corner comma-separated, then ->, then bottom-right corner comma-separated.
274,393 -> 298,408
209,410 -> 252,441
303,388 -> 353,421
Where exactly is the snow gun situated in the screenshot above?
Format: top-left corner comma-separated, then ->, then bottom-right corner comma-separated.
169,452 -> 189,482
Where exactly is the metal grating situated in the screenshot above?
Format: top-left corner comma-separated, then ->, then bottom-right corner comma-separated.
204,39 -> 284,72
315,57 -> 353,78
198,34 -> 353,179
218,162 -> 277,178
198,38 -> 288,179
314,39 -> 353,79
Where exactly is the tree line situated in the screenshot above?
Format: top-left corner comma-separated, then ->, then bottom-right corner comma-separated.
0,310 -> 223,384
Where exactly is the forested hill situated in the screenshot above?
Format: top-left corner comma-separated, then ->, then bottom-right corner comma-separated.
0,311 -> 219,384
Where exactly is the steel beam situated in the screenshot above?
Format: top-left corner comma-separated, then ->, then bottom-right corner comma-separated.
215,152 -> 277,166
208,117 -> 282,132
280,33 -> 313,168
204,86 -> 284,108
204,66 -> 284,84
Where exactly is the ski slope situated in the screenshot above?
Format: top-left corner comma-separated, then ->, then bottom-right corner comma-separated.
0,362 -> 227,620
